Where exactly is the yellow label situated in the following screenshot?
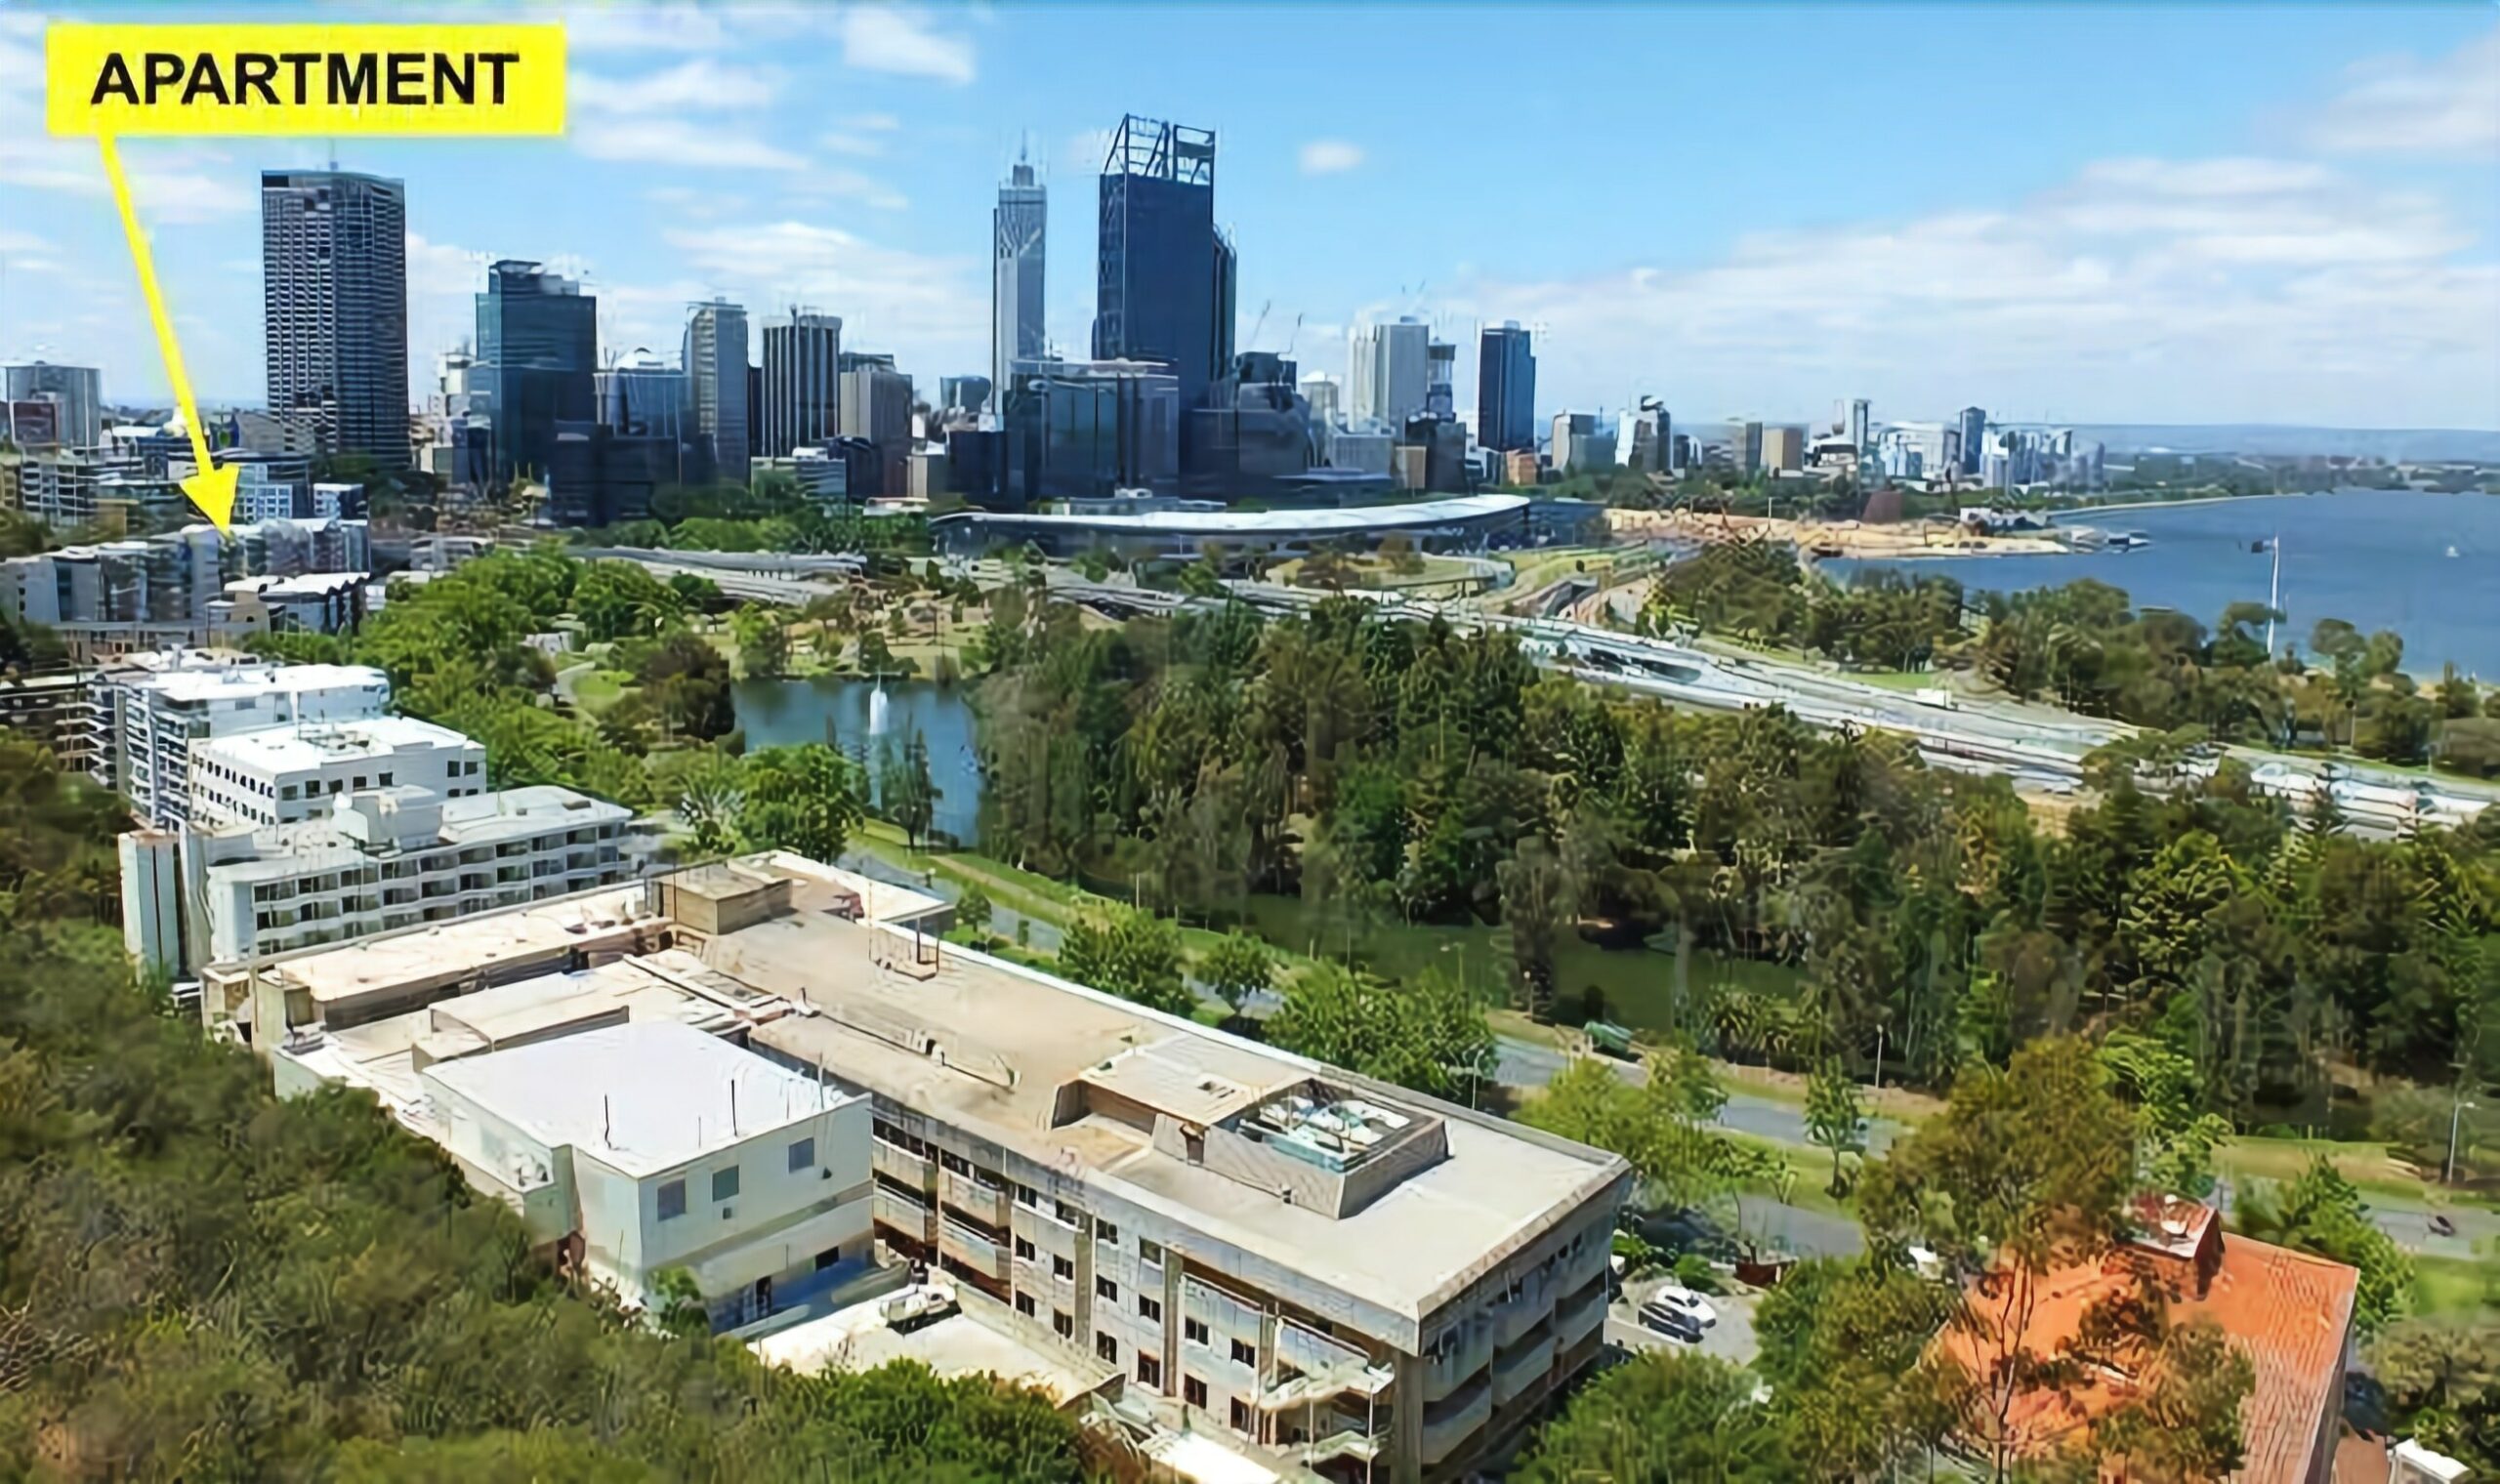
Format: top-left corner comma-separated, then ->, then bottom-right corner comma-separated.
46,22 -> 564,136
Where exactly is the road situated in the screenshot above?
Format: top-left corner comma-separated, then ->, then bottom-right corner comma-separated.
1494,1033 -> 1903,1155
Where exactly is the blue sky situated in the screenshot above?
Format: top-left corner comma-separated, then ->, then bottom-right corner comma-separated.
3,2 -> 2496,430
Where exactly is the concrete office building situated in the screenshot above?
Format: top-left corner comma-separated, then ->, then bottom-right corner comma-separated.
1350,317 -> 1431,430
761,310 -> 844,460
1763,425 -> 1805,474
188,715 -> 485,830
1840,397 -> 1871,453
1093,115 -> 1234,415
1549,412 -> 1611,474
1300,375 -> 1340,434
840,362 -> 914,499
227,859 -> 1628,1479
1619,398 -> 1671,475
993,154 -> 1048,395
478,261 -> 598,487
1476,323 -> 1535,453
685,301 -> 751,486
120,782 -> 631,976
3,361 -> 103,449
85,653 -> 392,828
261,171 -> 409,467
1723,419 -> 1764,476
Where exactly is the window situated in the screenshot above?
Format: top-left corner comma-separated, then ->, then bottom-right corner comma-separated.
1015,1182 -> 1040,1208
1096,1221 -> 1119,1246
1096,1276 -> 1118,1302
788,1137 -> 815,1172
1139,1238 -> 1164,1265
939,1150 -> 970,1175
1183,1376 -> 1208,1408
1138,1295 -> 1162,1323
1053,1256 -> 1074,1281
1185,1318 -> 1210,1345
379,772 -> 393,787
711,1166 -> 740,1203
1054,1309 -> 1073,1339
1136,1354 -> 1162,1387
1229,1398 -> 1252,1432
352,775 -> 366,790
1054,1200 -> 1078,1224
1096,1332 -> 1118,1364
1015,1237 -> 1036,1260
657,1178 -> 687,1220
814,1247 -> 841,1271
1017,1294 -> 1036,1318
1231,1339 -> 1256,1367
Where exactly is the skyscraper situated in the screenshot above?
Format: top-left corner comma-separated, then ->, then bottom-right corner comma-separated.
1848,398 -> 1871,453
1349,317 -> 1431,429
1725,418 -> 1764,475
261,170 -> 409,468
2,362 -> 102,449
684,301 -> 750,486
475,260 -> 596,487
840,361 -> 914,498
1477,322 -> 1536,453
1092,115 -> 1231,412
993,154 -> 1047,394
1958,406 -> 1987,474
760,309 -> 843,459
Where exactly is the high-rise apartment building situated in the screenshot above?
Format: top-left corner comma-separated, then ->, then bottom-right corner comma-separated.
1350,318 -> 1432,430
1093,116 -> 1232,413
684,301 -> 751,486
85,652 -> 392,828
476,261 -> 597,487
760,310 -> 843,460
994,155 -> 1048,395
1724,419 -> 1764,476
3,362 -> 103,449
1957,406 -> 1987,474
261,171 -> 409,467
1845,398 -> 1871,453
1476,323 -> 1535,453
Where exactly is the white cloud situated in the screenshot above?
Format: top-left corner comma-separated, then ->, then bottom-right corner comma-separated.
660,218 -> 983,366
572,57 -> 781,113
2306,26 -> 2500,158
1298,140 -> 1365,176
572,116 -> 809,171
558,3 -> 839,54
1436,152 -> 2500,428
844,111 -> 904,133
820,132 -> 887,158
1064,128 -> 1113,174
839,8 -> 976,85
791,169 -> 909,212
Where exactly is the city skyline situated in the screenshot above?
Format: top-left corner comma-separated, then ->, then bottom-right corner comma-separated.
0,6 -> 2494,429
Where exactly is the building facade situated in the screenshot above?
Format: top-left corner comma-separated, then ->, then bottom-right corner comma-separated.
188,715 -> 486,830
477,260 -> 598,488
685,301 -> 751,487
1957,406 -> 1988,474
761,310 -> 844,460
261,171 -> 409,467
3,361 -> 103,449
1350,318 -> 1431,430
1476,323 -> 1535,454
86,654 -> 393,827
993,156 -> 1048,395
1092,116 -> 1232,413
999,358 -> 1181,506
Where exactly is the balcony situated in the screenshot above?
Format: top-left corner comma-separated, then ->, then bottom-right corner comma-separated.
872,1139 -> 932,1189
1490,1327 -> 1555,1408
938,1168 -> 1009,1228
1284,1423 -> 1387,1468
938,1216 -> 1011,1283
1420,1380 -> 1491,1467
874,1184 -> 931,1239
1422,1324 -> 1493,1404
1554,1276 -> 1606,1353
1492,1281 -> 1554,1347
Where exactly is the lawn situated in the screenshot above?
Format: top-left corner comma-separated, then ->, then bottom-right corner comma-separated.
2412,1255 -> 2497,1318
570,669 -> 630,712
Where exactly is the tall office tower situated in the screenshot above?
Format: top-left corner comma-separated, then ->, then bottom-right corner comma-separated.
1348,317 -> 1431,429
1958,406 -> 1987,474
2,362 -> 103,448
840,361 -> 914,496
1725,418 -> 1764,475
1300,374 -> 1340,432
261,170 -> 409,468
1845,398 -> 1871,452
597,350 -> 685,440
992,154 -> 1047,394
475,260 -> 597,486
1620,397 -> 1671,474
760,309 -> 843,459
1477,322 -> 1536,452
684,301 -> 750,486
1092,115 -> 1230,412
1424,340 -> 1457,421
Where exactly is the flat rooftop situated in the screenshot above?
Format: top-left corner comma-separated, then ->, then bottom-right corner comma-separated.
423,1020 -> 852,1178
204,785 -> 630,886
938,492 -> 1526,537
191,715 -> 472,772
240,884 -> 656,1007
125,660 -> 387,704
752,1288 -> 1114,1407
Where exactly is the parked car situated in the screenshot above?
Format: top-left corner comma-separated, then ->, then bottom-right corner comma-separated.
1638,1298 -> 1705,1343
1648,1284 -> 1718,1329
2429,1214 -> 2457,1237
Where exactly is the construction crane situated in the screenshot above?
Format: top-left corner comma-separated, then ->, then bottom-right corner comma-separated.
1246,299 -> 1271,351
1281,311 -> 1304,359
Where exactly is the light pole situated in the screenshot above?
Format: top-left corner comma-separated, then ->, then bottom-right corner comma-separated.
2446,1095 -> 2477,1186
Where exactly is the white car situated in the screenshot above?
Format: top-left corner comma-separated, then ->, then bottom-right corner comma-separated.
1647,1284 -> 1717,1329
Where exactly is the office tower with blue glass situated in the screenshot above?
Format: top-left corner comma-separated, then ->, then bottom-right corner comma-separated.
684,301 -> 751,487
475,260 -> 596,486
1476,322 -> 1535,454
1092,115 -> 1234,415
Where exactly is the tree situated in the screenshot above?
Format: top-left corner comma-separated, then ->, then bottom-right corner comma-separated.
879,727 -> 940,848
1515,1349 -> 1795,1483
1267,963 -> 1494,1104
1195,931 -> 1274,1015
1804,1059 -> 1867,1195
736,743 -> 866,863
2088,1319 -> 2256,1483
2372,1319 -> 2500,1473
731,603 -> 791,680
1057,905 -> 1192,1017
1499,837 -> 1574,1019
1753,1258 -> 1960,1480
2231,1157 -> 2413,1335
955,885 -> 994,944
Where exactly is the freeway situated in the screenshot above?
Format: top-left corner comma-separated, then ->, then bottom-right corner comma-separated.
575,546 -> 861,606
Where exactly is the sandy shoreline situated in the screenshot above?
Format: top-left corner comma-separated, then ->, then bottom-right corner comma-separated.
1605,508 -> 2069,559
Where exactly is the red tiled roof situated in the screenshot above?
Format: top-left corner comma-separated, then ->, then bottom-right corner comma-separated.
1935,1205 -> 2358,1483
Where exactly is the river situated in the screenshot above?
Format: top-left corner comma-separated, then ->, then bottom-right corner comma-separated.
732,677 -> 986,845
1826,489 -> 2500,678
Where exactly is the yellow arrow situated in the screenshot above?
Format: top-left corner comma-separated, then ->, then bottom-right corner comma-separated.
96,131 -> 236,533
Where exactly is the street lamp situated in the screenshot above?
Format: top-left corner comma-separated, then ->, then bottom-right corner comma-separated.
2446,1095 -> 2478,1187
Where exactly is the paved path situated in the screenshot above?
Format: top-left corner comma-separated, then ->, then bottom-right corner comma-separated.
1496,1033 -> 1904,1154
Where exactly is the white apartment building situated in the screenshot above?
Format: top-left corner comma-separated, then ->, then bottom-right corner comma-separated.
118,782 -> 631,975
188,715 -> 485,829
87,653 -> 392,826
226,857 -> 1629,1482
421,1021 -> 873,1329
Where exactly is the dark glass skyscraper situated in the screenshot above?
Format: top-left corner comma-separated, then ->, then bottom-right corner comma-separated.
262,170 -> 408,468
1958,406 -> 1988,474
1092,115 -> 1232,413
476,260 -> 597,487
1478,322 -> 1536,453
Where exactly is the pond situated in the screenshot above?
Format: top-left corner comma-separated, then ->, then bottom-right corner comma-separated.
732,676 -> 986,845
